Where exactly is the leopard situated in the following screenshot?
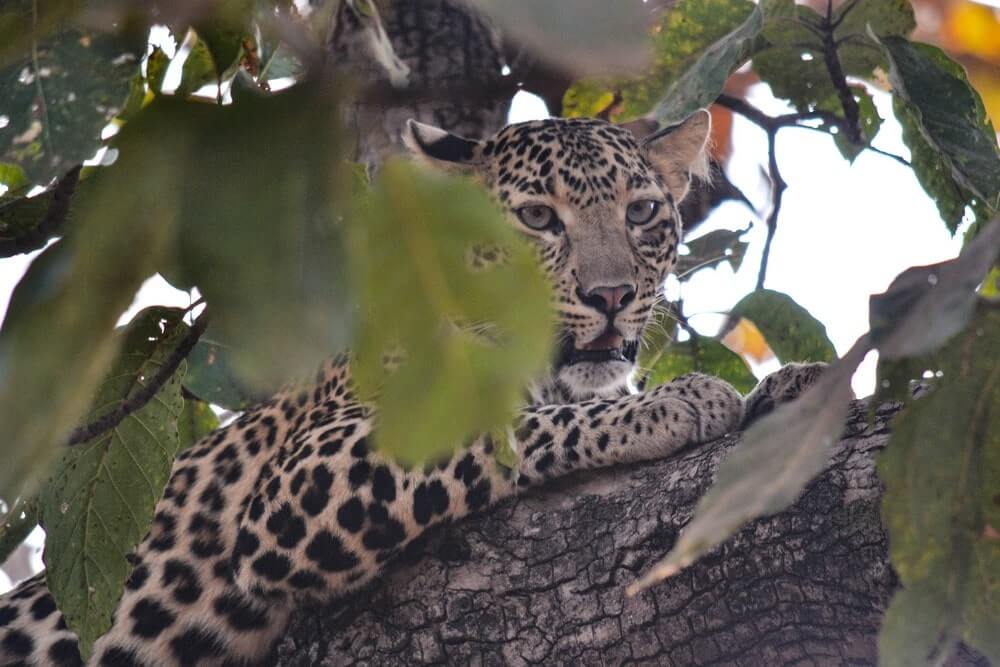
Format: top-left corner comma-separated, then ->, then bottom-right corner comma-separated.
0,111 -> 823,666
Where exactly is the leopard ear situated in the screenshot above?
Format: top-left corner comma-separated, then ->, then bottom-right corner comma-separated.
641,109 -> 711,202
403,119 -> 483,173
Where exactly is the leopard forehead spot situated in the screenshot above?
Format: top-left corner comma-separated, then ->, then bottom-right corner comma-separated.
481,118 -> 660,208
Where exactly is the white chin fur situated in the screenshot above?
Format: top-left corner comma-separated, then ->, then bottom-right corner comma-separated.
558,360 -> 633,398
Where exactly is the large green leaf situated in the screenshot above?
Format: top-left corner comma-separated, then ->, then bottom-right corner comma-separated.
878,38 -> 1000,231
0,107 -> 182,500
730,289 -> 836,363
563,0 -> 754,121
175,83 -> 353,390
351,161 -> 554,464
0,23 -> 144,184
878,301 -> 1000,666
39,306 -> 188,659
752,0 -> 915,114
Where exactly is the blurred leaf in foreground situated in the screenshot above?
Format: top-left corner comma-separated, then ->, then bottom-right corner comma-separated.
563,0 -> 754,122
0,106 -> 183,500
351,161 -> 553,464
878,301 -> 1000,667
469,0 -> 652,78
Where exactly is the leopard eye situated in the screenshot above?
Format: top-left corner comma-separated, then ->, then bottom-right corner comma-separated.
626,200 -> 660,225
516,205 -> 557,230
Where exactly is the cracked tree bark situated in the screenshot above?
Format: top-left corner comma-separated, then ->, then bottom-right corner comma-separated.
271,401 -> 987,666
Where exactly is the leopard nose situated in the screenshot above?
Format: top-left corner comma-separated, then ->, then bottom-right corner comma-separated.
577,284 -> 637,317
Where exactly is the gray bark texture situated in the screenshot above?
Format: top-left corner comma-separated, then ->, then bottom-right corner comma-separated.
270,401 -> 987,666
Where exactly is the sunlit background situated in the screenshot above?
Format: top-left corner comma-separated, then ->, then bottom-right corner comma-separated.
1,0 -> 998,592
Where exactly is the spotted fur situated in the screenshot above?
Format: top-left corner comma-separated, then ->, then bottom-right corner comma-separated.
0,114 -> 822,666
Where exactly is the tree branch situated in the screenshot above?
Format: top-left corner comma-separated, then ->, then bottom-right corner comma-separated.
0,165 -> 81,258
65,309 -> 211,447
271,401 -> 987,666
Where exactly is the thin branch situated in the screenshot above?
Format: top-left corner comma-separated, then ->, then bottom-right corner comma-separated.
0,165 -> 81,258
758,131 -> 786,290
819,6 -> 863,144
66,309 -> 212,447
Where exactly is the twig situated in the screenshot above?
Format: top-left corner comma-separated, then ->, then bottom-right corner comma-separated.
759,131 -> 786,290
66,309 -> 212,447
0,165 -> 81,258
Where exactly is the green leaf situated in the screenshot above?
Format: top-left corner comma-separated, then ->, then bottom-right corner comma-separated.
752,0 -> 914,114
730,289 -> 836,363
0,497 -> 36,564
183,337 -> 259,410
351,161 -> 554,464
878,301 -> 1000,666
0,25 -> 144,184
175,83 -> 354,390
39,306 -> 188,659
467,0 -> 651,77
643,333 -> 757,394
878,38 -> 1000,231
0,104 -> 182,499
675,227 -> 750,278
630,335 -> 870,594
655,2 -> 764,125
869,216 -> 1000,359
563,0 -> 754,121
177,397 -> 220,449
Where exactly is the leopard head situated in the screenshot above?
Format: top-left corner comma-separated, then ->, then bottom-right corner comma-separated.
404,113 -> 711,400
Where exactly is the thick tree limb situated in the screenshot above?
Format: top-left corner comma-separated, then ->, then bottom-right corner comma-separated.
271,401 -> 987,666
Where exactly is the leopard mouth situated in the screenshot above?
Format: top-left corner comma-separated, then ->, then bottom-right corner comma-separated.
556,331 -> 639,367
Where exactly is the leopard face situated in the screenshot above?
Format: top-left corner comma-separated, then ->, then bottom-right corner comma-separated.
405,113 -> 711,399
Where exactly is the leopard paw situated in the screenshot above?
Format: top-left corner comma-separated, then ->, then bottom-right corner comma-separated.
741,362 -> 830,428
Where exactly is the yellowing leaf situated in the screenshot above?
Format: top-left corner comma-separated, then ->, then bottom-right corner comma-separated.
945,3 -> 1000,63
721,316 -> 774,364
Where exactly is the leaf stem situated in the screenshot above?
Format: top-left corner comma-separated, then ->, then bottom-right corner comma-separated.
65,309 -> 212,447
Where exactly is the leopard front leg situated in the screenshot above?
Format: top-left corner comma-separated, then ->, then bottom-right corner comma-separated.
514,372 -> 743,486
231,373 -> 742,608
